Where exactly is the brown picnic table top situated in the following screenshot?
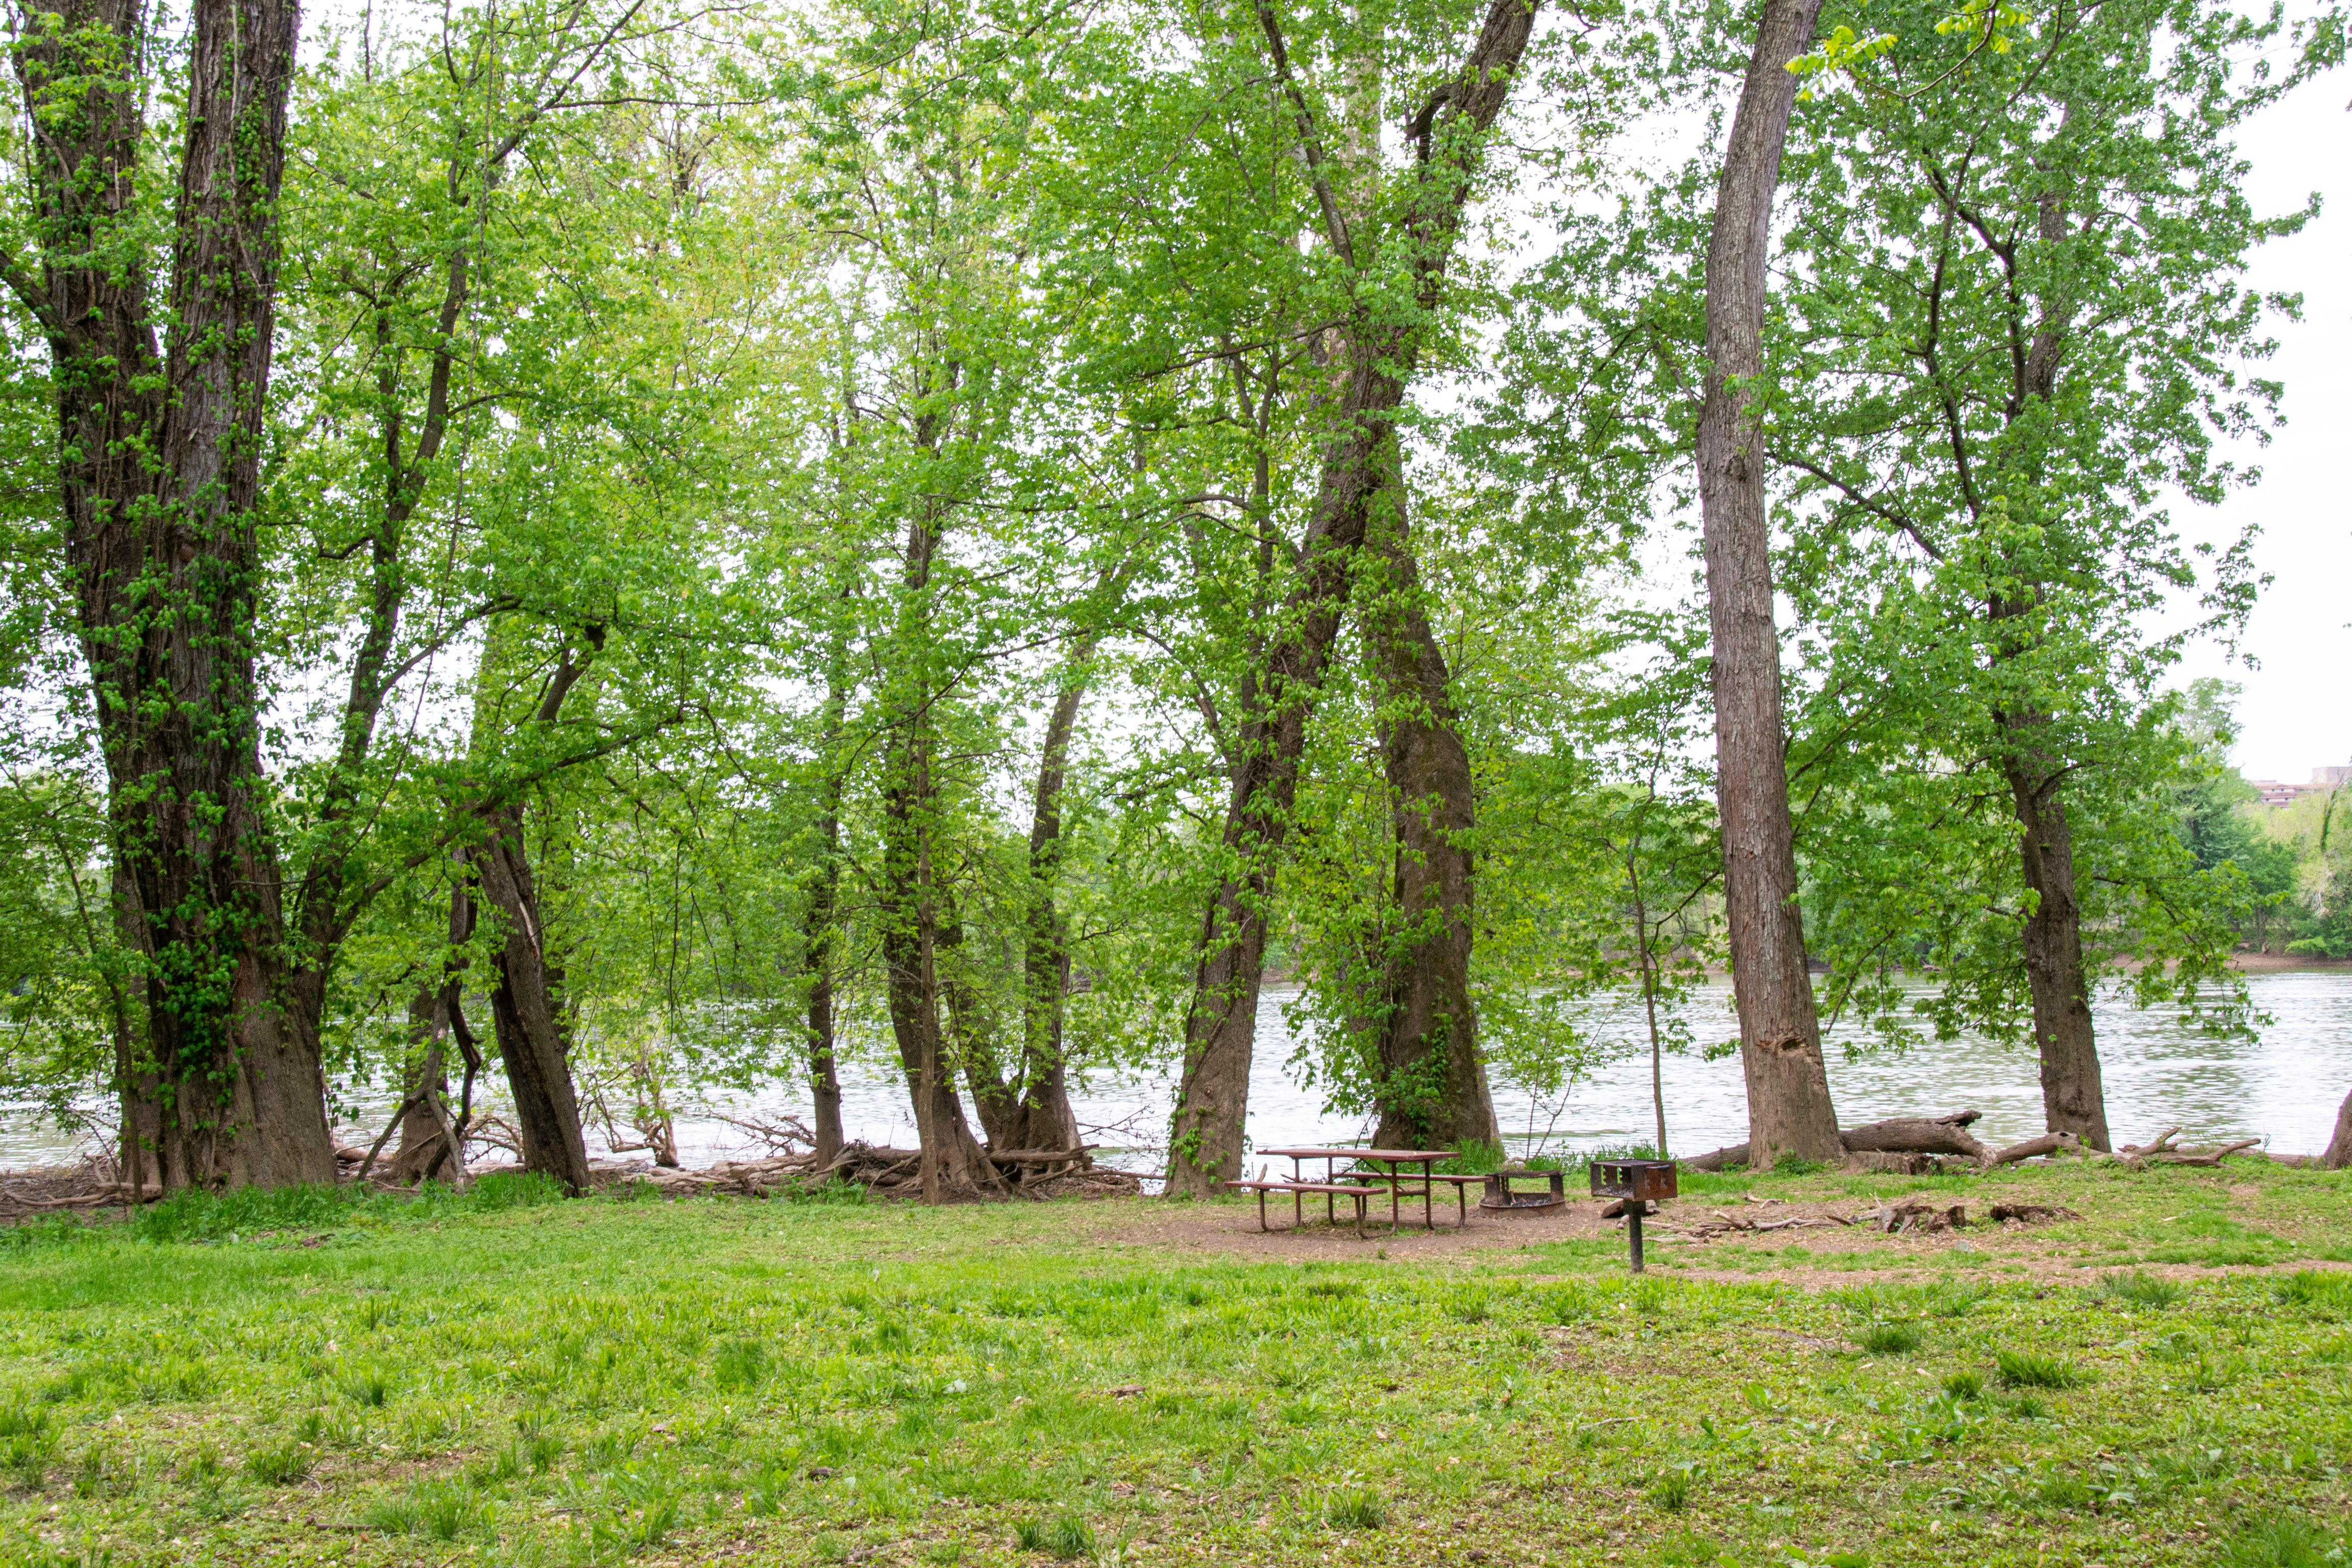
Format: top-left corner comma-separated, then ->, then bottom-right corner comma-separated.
1249,1146 -> 1465,1234
1258,1146 -> 1455,1163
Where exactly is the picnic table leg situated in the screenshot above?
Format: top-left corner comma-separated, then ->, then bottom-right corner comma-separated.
1389,1173 -> 1399,1233
1258,1187 -> 1268,1233
1457,1180 -> 1467,1227
1353,1189 -> 1366,1240
1422,1167 -> 1434,1231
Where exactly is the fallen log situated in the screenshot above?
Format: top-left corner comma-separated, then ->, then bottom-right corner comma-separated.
1987,1131 -> 2083,1167
1688,1110 -> 1992,1173
1839,1111 -> 1990,1162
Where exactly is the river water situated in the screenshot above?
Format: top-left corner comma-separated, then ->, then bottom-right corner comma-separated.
4,971 -> 2345,1174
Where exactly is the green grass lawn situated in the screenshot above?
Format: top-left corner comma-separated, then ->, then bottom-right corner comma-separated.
2,1159 -> 2349,1567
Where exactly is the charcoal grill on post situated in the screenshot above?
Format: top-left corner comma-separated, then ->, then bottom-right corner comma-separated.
1588,1157 -> 1678,1272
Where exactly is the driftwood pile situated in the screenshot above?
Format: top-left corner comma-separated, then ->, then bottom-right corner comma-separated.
1672,1192 -> 2084,1241
1687,1110 -> 2273,1174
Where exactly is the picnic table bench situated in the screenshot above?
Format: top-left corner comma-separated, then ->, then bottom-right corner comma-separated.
1246,1147 -> 1479,1233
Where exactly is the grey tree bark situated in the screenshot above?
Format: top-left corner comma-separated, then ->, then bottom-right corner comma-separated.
1164,0 -> 1540,1195
1695,0 -> 1845,1167
2326,1088 -> 2352,1169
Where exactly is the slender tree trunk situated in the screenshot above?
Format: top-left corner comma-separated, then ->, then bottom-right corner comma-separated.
2004,764 -> 2111,1148
803,838 -> 847,1168
2325,1088 -> 2352,1169
1014,665 -> 1092,1155
1361,461 -> 1494,1153
13,0 -> 332,1189
1165,0 -> 1539,1195
1694,0 -> 1844,1168
876,466 -> 1000,1200
800,640 -> 854,1169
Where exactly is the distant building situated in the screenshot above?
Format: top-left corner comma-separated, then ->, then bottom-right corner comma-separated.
2251,759 -> 2351,807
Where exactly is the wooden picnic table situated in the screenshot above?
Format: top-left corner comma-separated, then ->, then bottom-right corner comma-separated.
1254,1147 -> 1471,1232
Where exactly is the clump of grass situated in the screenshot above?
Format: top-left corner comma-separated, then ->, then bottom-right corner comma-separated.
364,1479 -> 484,1541
1942,1370 -> 1984,1401
1995,1349 -> 2078,1389
1452,1289 -> 1491,1325
1304,1278 -> 1359,1300
1016,1513 -> 1096,1558
1,1403 -> 57,1487
243,1438 -> 311,1485
2219,1513 -> 2348,1567
1856,1322 -> 1922,1355
2007,1394 -> 2050,1420
1544,1284 -> 1596,1324
1325,1487 -> 1385,1530
1649,1468 -> 1693,1512
1631,1280 -> 1668,1317
2275,1272 -> 2352,1314
2100,1271 -> 2182,1309
339,1369 -> 390,1408
715,1336 -> 769,1392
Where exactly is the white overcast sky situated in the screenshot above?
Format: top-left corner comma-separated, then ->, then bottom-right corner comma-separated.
2168,66 -> 2352,784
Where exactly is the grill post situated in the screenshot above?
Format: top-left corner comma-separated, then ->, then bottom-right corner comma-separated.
1588,1158 -> 1678,1275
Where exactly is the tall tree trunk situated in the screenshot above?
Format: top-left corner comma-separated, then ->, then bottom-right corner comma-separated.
1984,182 -> 2112,1150
2325,1088 -> 2352,1169
876,456 -> 1001,1200
800,629 -> 854,1169
2005,765 -> 2111,1148
1164,0 -> 1539,1195
12,0 -> 331,1188
1694,0 -> 1844,1168
1015,671 -> 1089,1156
1361,460 -> 1494,1153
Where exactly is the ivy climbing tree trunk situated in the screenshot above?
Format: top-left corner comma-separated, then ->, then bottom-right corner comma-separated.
1164,0 -> 1539,1195
10,0 -> 334,1187
1694,0 -> 1845,1168
1363,460 -> 1494,1152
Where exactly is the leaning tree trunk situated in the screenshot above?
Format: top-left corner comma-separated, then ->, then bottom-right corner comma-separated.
2005,765 -> 2110,1149
13,0 -> 332,1189
2326,1088 -> 2352,1169
472,802 -> 594,1193
1362,460 -> 1496,1153
1165,0 -> 1539,1196
1694,0 -> 1844,1168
